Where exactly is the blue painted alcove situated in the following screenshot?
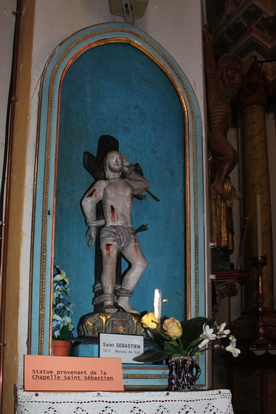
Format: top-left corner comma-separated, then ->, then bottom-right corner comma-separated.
56,41 -> 185,327
31,23 -> 206,383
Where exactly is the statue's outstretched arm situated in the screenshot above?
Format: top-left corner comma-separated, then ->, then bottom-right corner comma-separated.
121,154 -> 149,194
81,181 -> 105,246
203,25 -> 218,78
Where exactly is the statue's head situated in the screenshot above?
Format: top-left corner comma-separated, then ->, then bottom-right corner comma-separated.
218,53 -> 242,100
103,151 -> 123,179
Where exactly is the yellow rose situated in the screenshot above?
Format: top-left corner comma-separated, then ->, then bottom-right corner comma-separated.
162,317 -> 183,339
140,312 -> 159,329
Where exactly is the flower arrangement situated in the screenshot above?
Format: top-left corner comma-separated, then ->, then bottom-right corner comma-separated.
134,312 -> 240,363
52,266 -> 74,341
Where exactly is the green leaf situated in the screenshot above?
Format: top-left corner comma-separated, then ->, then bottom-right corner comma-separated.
145,328 -> 166,349
163,341 -> 182,354
180,317 -> 214,351
133,349 -> 171,363
59,325 -> 74,340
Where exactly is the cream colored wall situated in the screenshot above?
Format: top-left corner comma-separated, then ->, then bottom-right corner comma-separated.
0,0 -> 16,186
0,1 -> 209,407
1,1 -> 36,412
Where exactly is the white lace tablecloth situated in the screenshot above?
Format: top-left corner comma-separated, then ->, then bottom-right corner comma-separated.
16,388 -> 234,414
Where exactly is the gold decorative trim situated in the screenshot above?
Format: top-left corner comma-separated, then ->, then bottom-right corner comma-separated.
124,385 -> 167,390
123,374 -> 168,379
38,26 -> 199,352
28,85 -> 43,354
123,365 -> 167,371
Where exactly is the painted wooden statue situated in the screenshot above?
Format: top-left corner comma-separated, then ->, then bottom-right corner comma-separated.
203,25 -> 242,202
203,26 -> 242,256
81,150 -> 149,315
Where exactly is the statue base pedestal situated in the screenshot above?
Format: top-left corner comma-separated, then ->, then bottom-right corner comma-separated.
77,311 -> 144,337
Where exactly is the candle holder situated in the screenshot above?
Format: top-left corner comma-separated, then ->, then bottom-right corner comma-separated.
249,256 -> 276,354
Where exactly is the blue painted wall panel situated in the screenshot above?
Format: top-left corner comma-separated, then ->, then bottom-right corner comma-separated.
54,43 -> 185,330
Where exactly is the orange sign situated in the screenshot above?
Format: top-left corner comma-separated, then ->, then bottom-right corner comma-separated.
24,355 -> 124,391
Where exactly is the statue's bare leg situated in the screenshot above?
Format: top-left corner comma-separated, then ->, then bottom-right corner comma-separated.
100,242 -> 118,314
117,241 -> 147,314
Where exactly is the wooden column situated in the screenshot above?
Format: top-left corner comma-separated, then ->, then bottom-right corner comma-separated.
239,59 -> 273,310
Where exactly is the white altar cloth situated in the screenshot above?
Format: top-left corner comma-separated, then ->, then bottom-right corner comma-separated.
16,388 -> 234,414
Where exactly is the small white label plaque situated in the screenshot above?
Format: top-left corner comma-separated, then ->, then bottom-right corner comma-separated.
99,333 -> 144,364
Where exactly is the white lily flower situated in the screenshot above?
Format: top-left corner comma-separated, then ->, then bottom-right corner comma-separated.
62,316 -> 72,324
53,268 -> 69,285
53,328 -> 61,338
56,302 -> 66,309
198,338 -> 210,349
216,322 -> 231,338
229,334 -> 237,343
52,267 -> 75,340
62,316 -> 74,331
225,342 -> 241,357
52,314 -> 62,322
200,324 -> 217,341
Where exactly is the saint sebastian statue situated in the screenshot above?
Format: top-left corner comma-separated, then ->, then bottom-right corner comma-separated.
81,151 -> 149,314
